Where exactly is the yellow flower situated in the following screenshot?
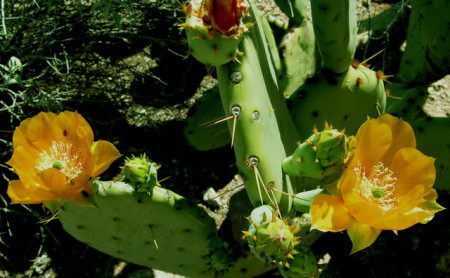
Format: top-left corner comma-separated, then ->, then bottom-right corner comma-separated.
6,111 -> 121,212
310,114 -> 444,254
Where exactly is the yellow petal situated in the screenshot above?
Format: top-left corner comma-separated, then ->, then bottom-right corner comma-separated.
389,148 -> 436,196
347,218 -> 381,254
13,111 -> 62,151
7,180 -> 54,204
370,192 -> 444,230
311,194 -> 351,232
377,114 -> 416,164
6,145 -> 40,176
57,111 -> 94,158
66,177 -> 98,208
37,168 -> 67,189
87,140 -> 121,177
352,117 -> 392,172
339,165 -> 386,224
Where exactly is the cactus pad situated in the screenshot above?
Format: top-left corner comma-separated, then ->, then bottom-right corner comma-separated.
59,181 -> 217,277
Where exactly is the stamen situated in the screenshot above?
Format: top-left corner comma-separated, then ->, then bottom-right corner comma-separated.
354,162 -> 398,212
36,141 -> 87,182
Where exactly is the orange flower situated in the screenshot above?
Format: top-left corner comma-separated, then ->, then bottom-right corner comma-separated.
310,114 -> 444,254
6,111 -> 121,212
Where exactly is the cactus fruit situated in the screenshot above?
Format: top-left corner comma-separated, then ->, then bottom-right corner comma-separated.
184,85 -> 231,150
244,205 -> 299,266
59,181 -> 218,277
282,125 -> 349,180
182,0 -> 249,66
278,244 -> 320,278
121,154 -> 159,192
289,64 -> 386,138
310,0 -> 357,74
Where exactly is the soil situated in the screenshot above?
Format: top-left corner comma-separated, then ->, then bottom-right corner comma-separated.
0,1 -> 448,278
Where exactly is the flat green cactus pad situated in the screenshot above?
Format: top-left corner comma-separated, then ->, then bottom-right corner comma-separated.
59,181 -> 217,277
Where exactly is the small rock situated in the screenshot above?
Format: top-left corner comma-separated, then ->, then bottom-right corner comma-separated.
203,187 -> 222,207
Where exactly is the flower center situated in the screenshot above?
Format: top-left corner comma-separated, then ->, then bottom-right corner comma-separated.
36,141 -> 86,182
354,162 -> 398,212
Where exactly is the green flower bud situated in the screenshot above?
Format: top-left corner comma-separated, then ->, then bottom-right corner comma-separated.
121,154 -> 159,192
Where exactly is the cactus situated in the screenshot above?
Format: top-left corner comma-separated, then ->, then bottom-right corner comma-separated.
244,205 -> 298,265
59,180 -> 217,277
182,0 -> 249,66
278,244 -> 320,278
411,117 -> 450,190
282,125 -> 349,180
278,19 -> 320,98
4,1 -> 449,277
289,64 -> 386,138
217,34 -> 297,216
184,85 -> 231,150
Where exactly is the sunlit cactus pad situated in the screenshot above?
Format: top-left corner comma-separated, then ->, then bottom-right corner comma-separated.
59,181 -> 217,277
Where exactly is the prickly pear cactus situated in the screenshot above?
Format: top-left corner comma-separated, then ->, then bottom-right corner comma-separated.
290,64 -> 386,138
279,20 -> 320,99
411,116 -> 450,190
59,181 -> 217,277
217,35 -> 296,215
282,125 -> 349,180
122,154 -> 159,192
243,205 -> 299,266
184,85 -> 231,150
278,244 -> 320,278
310,0 -> 357,74
181,0 -> 249,67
